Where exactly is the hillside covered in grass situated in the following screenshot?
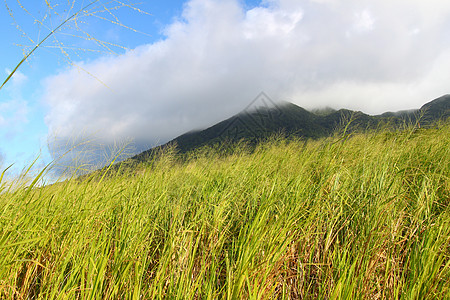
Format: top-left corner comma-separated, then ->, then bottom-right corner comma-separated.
0,124 -> 449,299
132,94 -> 449,161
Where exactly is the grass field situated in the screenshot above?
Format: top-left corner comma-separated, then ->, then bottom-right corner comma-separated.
0,124 -> 449,299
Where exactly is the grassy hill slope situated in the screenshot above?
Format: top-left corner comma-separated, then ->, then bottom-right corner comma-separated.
131,94 -> 450,163
0,124 -> 449,298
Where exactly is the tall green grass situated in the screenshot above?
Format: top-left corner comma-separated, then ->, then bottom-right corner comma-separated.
0,125 -> 449,299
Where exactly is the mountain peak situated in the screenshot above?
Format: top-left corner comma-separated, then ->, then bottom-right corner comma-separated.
238,92 -> 286,115
421,94 -> 450,108
130,94 -> 449,162
419,94 -> 450,122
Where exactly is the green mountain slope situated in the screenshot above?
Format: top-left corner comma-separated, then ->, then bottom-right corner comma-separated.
131,94 -> 449,162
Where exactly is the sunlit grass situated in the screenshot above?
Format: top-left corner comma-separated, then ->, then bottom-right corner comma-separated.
0,124 -> 449,299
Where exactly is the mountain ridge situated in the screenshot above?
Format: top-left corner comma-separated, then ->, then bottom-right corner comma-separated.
130,94 -> 449,162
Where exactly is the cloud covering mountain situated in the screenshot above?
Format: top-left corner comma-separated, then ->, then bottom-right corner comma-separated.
42,0 -> 450,168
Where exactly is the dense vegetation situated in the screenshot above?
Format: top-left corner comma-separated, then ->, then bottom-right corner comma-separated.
132,94 -> 449,160
0,124 -> 449,299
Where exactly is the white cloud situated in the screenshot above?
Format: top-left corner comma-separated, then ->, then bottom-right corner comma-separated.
42,0 -> 450,164
0,99 -> 29,137
347,9 -> 375,36
243,7 -> 303,38
4,69 -> 28,87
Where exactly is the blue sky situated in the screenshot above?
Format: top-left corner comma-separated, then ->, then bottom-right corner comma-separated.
0,0 -> 188,176
1,0 -> 450,179
0,0 -> 263,177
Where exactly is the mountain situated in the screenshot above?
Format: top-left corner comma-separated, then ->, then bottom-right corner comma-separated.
420,94 -> 450,123
130,94 -> 450,163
